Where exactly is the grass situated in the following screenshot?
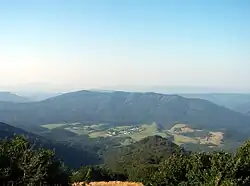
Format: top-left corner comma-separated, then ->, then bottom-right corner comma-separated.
63,122 -> 168,141
42,122 -> 165,141
87,123 -> 110,130
62,122 -> 165,140
42,123 -> 67,130
128,123 -> 167,141
167,123 -> 223,146
199,132 -> 224,146
72,181 -> 144,186
171,134 -> 198,145
168,123 -> 195,133
89,131 -> 110,138
68,124 -> 111,136
41,122 -> 223,148
115,125 -> 132,130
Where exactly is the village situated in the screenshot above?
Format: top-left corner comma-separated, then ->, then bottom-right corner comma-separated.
107,126 -> 142,136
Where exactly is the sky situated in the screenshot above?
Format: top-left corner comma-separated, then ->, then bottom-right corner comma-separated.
0,0 -> 250,92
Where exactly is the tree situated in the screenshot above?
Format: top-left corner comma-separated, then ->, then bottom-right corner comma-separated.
0,135 -> 69,185
144,140 -> 250,186
232,139 -> 250,185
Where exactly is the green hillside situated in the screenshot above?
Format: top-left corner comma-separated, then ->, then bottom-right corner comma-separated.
104,135 -> 183,172
0,91 -> 250,133
0,91 -> 30,103
180,93 -> 250,115
1,128 -> 250,186
0,122 -> 101,168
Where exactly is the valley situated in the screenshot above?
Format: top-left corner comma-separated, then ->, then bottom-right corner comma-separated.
2,1 -> 250,184
41,121 -> 226,150
0,90 -> 249,185
0,90 -> 248,154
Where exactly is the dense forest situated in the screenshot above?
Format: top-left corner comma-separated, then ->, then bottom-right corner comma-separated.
1,135 -> 250,186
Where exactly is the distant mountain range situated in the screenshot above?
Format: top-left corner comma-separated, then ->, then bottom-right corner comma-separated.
18,91 -> 61,101
1,89 -> 249,115
0,91 -> 61,102
0,90 -> 250,140
180,93 -> 250,116
0,91 -> 30,103
91,90 -> 250,116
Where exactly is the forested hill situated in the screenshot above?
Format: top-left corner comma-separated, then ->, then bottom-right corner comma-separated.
180,93 -> 250,116
0,91 -> 29,103
102,135 -> 186,181
1,128 -> 250,185
0,91 -> 250,133
236,103 -> 250,116
104,135 -> 183,171
0,122 -> 100,167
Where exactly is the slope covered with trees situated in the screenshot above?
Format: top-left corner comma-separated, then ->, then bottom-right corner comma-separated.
75,136 -> 250,186
0,122 -> 101,168
0,91 -> 30,103
103,135 -> 184,181
180,93 -> 250,115
1,133 -> 250,186
104,136 -> 182,169
235,103 -> 250,116
0,91 -> 250,134
0,135 -> 70,185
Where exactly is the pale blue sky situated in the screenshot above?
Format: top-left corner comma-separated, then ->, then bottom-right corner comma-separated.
0,0 -> 249,92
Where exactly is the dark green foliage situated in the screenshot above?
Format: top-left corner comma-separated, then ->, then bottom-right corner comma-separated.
0,135 -> 70,185
104,135 -> 185,180
0,122 -> 102,168
151,154 -> 188,186
1,132 -> 250,186
44,127 -> 78,139
147,141 -> 250,186
101,135 -> 250,186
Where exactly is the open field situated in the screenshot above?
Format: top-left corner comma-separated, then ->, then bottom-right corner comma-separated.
89,131 -> 111,138
169,123 -> 196,133
41,122 -> 224,147
167,124 -> 224,146
42,123 -> 67,129
128,123 -> 167,141
88,123 -> 162,140
171,133 -> 198,145
200,132 -> 224,146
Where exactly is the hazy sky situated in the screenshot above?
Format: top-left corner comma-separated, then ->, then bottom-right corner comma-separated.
0,0 -> 250,92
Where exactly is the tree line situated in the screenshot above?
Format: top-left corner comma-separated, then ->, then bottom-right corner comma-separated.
1,135 -> 250,186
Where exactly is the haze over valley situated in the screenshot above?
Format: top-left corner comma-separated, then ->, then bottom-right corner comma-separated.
1,1 -> 250,185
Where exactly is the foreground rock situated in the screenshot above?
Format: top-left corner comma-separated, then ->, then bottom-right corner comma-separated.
72,181 -> 144,186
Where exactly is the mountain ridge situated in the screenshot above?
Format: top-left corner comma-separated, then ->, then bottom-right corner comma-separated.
180,93 -> 250,115
0,90 -> 250,141
0,91 -> 30,103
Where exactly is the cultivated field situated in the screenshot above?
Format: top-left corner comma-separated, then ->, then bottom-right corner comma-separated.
42,123 -> 67,129
167,124 -> 224,146
41,122 -> 224,147
128,122 -> 167,141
